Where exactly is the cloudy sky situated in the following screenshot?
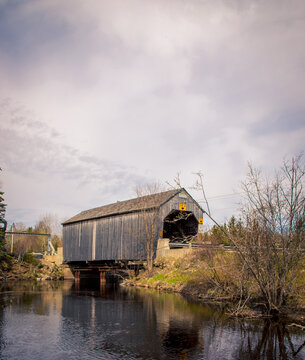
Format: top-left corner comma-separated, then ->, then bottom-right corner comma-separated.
0,0 -> 304,228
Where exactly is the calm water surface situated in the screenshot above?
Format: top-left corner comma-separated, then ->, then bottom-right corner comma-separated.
0,280 -> 304,360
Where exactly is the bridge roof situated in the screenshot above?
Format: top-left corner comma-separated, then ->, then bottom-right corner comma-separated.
63,189 -> 182,225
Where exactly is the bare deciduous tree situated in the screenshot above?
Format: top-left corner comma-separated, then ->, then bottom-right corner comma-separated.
236,155 -> 305,314
203,155 -> 304,315
192,170 -> 211,216
134,182 -> 166,197
6,214 -> 62,255
7,223 -> 40,254
142,208 -> 158,273
165,172 -> 182,190
35,213 -> 61,235
204,155 -> 304,316
134,183 -> 166,274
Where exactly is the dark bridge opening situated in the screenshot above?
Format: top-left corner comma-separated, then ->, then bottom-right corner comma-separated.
163,210 -> 198,244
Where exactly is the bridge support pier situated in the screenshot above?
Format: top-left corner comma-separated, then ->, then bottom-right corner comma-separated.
71,264 -> 121,286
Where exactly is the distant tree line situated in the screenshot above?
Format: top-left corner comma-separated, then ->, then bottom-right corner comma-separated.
6,214 -> 62,256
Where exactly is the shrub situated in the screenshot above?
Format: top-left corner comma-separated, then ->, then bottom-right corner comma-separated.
23,252 -> 38,266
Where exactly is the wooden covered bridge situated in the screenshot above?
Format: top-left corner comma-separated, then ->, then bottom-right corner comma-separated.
63,188 -> 204,282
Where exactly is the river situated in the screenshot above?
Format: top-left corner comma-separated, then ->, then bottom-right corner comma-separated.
0,280 -> 304,360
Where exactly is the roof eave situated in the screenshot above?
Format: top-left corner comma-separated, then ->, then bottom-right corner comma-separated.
62,205 -> 160,226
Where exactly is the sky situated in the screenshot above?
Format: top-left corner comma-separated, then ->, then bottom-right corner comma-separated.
0,0 -> 304,229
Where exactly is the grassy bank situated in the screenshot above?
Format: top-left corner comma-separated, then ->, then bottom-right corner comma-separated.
124,249 -> 305,323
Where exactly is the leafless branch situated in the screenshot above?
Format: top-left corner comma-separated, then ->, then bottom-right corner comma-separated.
191,171 -> 211,216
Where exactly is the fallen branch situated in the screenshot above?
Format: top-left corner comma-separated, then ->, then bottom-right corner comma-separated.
288,323 -> 305,331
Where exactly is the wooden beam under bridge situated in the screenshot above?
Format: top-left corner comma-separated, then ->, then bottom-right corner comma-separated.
72,264 -> 123,285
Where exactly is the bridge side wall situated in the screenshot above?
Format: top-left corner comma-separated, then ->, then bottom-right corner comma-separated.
63,209 -> 158,262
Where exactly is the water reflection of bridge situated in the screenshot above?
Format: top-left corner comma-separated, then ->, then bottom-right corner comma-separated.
1,281 -> 304,359
72,264 -> 122,286
61,282 -> 205,359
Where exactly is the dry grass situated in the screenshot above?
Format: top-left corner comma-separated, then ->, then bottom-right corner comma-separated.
0,258 -> 64,281
124,249 -> 305,317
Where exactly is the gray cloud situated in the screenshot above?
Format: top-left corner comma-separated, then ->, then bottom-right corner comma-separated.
250,108 -> 305,137
0,0 -> 304,227
0,99 -> 148,225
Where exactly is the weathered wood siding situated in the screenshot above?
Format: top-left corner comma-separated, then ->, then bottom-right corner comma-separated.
79,221 -> 93,261
63,221 -> 93,262
63,210 -> 157,262
63,223 -> 79,262
63,189 -> 203,262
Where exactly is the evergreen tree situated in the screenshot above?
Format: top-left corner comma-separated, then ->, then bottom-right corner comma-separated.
0,169 -> 7,255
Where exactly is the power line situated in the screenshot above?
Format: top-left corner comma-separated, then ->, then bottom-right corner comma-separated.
205,192 -> 242,200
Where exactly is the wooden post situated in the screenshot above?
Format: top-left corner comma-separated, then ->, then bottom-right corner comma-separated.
74,270 -> 80,290
75,280 -> 80,291
99,270 -> 106,285
74,270 -> 80,282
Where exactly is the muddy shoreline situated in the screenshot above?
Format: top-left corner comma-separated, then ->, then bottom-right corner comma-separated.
123,278 -> 305,326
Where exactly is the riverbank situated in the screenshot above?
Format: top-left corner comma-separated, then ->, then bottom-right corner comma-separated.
0,256 -> 64,281
123,249 -> 305,324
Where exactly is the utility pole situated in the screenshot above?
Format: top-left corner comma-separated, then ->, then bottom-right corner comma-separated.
10,223 -> 15,253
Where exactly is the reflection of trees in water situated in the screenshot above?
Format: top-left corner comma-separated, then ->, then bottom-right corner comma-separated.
61,285 -> 206,359
236,320 -> 305,360
0,281 -> 70,316
142,290 -> 208,359
129,288 -> 208,358
162,319 -> 201,359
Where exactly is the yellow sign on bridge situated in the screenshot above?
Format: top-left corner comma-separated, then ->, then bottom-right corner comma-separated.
179,204 -> 187,211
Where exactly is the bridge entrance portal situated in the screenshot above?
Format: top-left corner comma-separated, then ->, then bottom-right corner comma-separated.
163,210 -> 198,244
